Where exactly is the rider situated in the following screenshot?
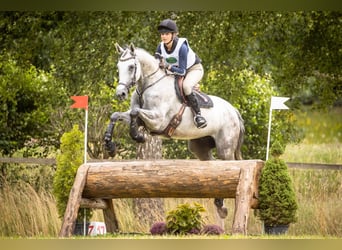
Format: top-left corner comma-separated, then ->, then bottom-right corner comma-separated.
155,19 -> 207,129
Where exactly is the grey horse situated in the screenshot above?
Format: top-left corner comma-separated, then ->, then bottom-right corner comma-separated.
104,43 -> 245,225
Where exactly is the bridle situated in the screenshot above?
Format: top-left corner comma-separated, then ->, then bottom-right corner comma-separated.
117,52 -> 167,100
117,54 -> 138,92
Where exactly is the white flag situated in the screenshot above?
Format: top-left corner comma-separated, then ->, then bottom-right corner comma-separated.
271,96 -> 289,110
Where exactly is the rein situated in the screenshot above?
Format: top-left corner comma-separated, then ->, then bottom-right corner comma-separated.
119,52 -> 167,102
119,53 -> 167,106
118,49 -> 185,138
136,74 -> 167,104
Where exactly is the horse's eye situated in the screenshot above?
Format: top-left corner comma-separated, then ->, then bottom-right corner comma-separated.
129,65 -> 135,72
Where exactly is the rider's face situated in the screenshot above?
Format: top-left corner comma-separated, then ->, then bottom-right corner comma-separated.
160,32 -> 173,44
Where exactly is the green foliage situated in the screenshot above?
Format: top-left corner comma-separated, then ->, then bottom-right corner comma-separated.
256,141 -> 298,226
53,125 -> 92,221
270,140 -> 285,157
205,68 -> 302,159
0,54 -> 58,155
0,11 -> 339,159
166,202 -> 206,235
162,139 -> 191,159
293,107 -> 342,144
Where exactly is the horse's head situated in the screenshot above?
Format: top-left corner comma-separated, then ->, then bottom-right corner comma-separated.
115,43 -> 142,101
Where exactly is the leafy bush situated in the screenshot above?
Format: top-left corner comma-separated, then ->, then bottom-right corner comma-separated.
201,224 -> 224,235
150,222 -> 168,235
150,203 -> 225,236
256,141 -> 298,226
204,68 -> 302,159
166,202 -> 205,235
0,54 -> 58,156
53,125 -> 92,221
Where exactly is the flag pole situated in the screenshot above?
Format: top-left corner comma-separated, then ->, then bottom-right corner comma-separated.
84,108 -> 88,164
83,101 -> 88,236
266,96 -> 290,161
266,105 -> 273,161
70,95 -> 89,236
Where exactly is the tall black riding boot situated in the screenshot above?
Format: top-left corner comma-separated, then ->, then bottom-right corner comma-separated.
186,93 -> 207,128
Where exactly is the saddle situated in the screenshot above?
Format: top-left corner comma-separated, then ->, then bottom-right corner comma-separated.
174,76 -> 214,108
159,77 -> 213,137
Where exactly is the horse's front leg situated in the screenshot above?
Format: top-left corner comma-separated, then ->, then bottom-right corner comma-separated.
129,108 -> 146,143
104,110 -> 131,157
132,107 -> 165,132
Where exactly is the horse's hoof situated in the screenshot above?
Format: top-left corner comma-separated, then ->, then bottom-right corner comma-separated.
217,206 -> 228,219
105,141 -> 116,157
135,134 -> 146,143
214,198 -> 224,208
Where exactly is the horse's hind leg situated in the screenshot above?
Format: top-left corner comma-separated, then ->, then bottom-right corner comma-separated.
211,132 -> 241,233
188,136 -> 215,160
188,137 -> 227,227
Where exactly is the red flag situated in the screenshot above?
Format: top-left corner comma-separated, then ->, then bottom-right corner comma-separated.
70,96 -> 88,110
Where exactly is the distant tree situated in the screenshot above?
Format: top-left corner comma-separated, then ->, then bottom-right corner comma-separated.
0,11 -> 340,159
0,54 -> 60,155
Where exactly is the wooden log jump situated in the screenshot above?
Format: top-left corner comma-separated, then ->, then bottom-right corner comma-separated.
59,159 -> 263,237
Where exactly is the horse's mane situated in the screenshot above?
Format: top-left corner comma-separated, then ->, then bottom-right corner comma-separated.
134,47 -> 159,68
135,47 -> 155,60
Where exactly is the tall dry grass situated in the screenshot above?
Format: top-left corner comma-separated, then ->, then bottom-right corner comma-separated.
0,180 -> 60,237
1,166 -> 340,237
1,107 -> 341,237
288,169 -> 342,236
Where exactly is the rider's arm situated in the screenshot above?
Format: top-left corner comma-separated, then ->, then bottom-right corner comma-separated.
155,44 -> 162,58
169,43 -> 188,76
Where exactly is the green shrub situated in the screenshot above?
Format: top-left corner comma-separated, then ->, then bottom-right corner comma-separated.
166,202 -> 205,235
52,125 -> 92,221
206,68 -> 302,159
256,141 -> 298,226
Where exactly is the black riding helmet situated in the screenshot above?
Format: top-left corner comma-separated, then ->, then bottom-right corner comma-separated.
157,19 -> 178,33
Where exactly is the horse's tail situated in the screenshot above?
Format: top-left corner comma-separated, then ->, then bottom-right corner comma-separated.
234,109 -> 245,160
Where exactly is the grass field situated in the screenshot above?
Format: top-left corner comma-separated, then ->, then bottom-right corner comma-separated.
0,107 -> 341,238
282,106 -> 341,164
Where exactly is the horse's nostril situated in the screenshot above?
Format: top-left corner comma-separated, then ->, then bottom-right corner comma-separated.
116,92 -> 126,101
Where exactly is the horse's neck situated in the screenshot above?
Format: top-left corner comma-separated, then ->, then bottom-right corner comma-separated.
135,49 -> 179,106
136,49 -> 159,77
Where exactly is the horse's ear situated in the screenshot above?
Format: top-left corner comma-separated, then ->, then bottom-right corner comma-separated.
129,43 -> 135,54
115,43 -> 124,55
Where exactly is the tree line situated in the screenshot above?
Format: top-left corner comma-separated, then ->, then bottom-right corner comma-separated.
0,11 -> 340,159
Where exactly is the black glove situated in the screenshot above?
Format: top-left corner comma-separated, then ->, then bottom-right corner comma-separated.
154,52 -> 163,60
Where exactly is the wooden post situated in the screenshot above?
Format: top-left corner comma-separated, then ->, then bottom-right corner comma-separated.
232,160 -> 263,234
102,199 -> 119,233
59,164 -> 90,237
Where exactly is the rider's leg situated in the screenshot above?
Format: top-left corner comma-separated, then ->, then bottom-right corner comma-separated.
183,64 -> 207,128
186,93 -> 207,128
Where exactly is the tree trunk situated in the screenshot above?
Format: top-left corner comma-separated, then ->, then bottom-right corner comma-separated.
133,132 -> 164,232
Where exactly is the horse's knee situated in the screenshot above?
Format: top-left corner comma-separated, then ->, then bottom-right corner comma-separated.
130,107 -> 139,117
110,112 -> 121,122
